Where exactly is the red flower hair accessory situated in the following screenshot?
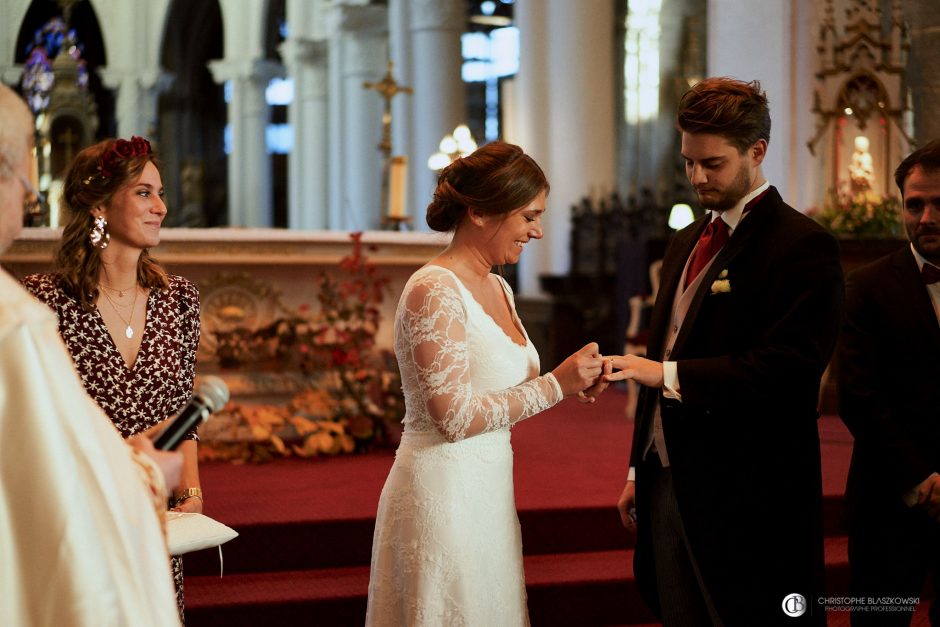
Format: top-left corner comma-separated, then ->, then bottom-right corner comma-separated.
97,136 -> 152,179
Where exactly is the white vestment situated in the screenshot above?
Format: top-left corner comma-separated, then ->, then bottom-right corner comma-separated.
0,270 -> 180,627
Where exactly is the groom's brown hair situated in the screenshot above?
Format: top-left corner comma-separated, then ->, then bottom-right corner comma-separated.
677,77 -> 771,154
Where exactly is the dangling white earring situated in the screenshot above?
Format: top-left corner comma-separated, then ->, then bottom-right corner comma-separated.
89,215 -> 110,249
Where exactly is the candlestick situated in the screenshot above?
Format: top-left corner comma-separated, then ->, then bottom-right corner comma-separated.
388,156 -> 408,219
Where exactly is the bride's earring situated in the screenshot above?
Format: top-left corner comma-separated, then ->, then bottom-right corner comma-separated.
89,215 -> 110,249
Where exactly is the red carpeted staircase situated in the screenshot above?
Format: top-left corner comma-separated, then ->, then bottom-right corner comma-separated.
182,391 -> 921,626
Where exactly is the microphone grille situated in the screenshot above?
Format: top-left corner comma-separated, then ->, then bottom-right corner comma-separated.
198,376 -> 230,411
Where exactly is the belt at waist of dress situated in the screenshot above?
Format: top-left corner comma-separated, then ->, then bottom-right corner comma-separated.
398,427 -> 511,452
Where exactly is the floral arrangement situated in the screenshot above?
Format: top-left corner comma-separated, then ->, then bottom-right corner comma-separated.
810,189 -> 901,238
199,233 -> 406,462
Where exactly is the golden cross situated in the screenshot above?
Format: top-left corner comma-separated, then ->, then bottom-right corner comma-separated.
363,60 -> 413,158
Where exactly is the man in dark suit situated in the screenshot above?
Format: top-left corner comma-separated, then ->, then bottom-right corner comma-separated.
838,140 -> 940,626
606,77 -> 844,625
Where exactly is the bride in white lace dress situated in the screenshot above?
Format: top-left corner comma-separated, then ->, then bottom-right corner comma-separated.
366,142 -> 608,626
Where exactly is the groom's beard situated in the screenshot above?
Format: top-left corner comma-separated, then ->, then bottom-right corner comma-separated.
695,161 -> 752,212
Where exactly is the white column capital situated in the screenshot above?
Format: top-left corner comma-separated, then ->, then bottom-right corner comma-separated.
330,3 -> 387,35
97,67 -> 174,93
409,0 -> 463,32
279,38 -> 328,68
207,58 -> 284,85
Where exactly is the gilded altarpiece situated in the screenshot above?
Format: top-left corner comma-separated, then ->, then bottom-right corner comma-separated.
808,0 -> 914,200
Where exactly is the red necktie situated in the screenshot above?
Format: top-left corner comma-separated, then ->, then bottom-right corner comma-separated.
683,188 -> 770,289
922,264 -> 940,285
685,215 -> 730,288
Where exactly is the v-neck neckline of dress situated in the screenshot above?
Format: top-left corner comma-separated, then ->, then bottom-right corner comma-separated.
93,287 -> 155,373
423,265 -> 530,349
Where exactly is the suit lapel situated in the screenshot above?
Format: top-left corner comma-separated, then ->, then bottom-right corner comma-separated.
669,187 -> 779,357
891,248 -> 940,347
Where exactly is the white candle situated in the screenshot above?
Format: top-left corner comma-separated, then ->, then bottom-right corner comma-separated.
388,156 -> 408,219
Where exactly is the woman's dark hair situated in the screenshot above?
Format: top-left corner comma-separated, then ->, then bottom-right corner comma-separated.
677,77 -> 771,153
56,137 -> 168,311
426,140 -> 549,232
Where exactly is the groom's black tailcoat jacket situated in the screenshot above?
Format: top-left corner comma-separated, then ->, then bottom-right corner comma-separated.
629,187 -> 844,626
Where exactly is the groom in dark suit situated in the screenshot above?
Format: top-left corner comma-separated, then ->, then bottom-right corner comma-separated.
838,140 -> 940,626
606,77 -> 844,625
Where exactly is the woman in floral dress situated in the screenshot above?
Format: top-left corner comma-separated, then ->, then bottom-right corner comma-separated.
23,136 -> 201,623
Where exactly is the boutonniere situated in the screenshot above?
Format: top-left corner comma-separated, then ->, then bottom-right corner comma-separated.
710,269 -> 731,294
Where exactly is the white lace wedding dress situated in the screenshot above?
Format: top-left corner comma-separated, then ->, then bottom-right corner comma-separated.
365,265 -> 563,627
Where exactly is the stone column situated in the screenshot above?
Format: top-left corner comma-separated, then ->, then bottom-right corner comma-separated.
706,0 -> 817,210
283,0 -> 330,229
328,3 -> 387,231
511,1 -> 551,296
0,0 -> 30,84
280,39 -> 329,229
388,0 -> 416,218
209,58 -> 280,227
98,68 -> 172,139
510,0 -> 616,295
904,0 -> 940,142
408,0 -> 465,225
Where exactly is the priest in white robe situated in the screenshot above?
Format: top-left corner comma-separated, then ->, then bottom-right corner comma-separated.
0,83 -> 182,627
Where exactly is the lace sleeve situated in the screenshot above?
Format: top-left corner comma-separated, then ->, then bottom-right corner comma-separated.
401,272 -> 563,443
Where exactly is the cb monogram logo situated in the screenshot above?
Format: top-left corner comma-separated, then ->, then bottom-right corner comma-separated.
782,593 -> 807,617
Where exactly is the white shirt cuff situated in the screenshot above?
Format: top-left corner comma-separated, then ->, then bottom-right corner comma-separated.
628,466 -> 636,482
662,361 -> 681,400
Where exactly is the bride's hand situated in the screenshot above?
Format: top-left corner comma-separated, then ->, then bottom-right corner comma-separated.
578,357 -> 612,403
551,343 -> 604,398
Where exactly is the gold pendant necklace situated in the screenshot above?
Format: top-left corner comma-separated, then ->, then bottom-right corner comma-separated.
99,281 -> 137,298
100,284 -> 138,339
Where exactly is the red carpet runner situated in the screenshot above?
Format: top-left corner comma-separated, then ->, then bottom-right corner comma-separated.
184,390 -> 930,626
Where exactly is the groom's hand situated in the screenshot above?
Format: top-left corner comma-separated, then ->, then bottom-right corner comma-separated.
617,480 -> 637,531
605,354 -> 664,388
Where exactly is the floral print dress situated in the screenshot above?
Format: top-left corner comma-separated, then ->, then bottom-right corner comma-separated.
23,272 -> 201,622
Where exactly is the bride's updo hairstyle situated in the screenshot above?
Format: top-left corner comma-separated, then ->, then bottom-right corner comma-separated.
426,141 -> 549,232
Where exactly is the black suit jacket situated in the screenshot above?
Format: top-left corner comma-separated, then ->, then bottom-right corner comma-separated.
629,187 -> 844,626
838,247 -> 940,514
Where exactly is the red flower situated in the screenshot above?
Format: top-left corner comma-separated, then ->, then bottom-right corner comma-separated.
113,141 -> 136,158
130,136 -> 151,155
97,137 -> 152,178
331,348 -> 349,365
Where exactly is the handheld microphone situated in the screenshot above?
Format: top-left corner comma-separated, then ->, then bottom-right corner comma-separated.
154,376 -> 230,451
